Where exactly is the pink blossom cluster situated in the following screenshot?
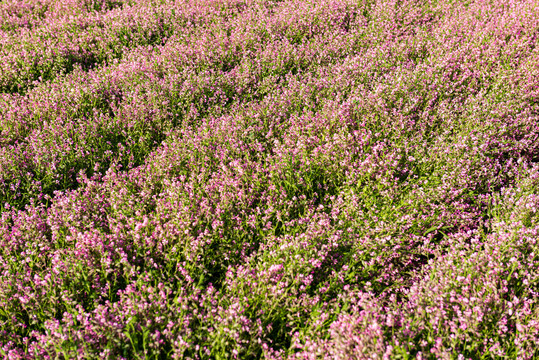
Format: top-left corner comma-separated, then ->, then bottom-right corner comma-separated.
1,0 -> 539,358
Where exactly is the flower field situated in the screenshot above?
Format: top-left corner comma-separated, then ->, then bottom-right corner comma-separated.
1,0 -> 539,358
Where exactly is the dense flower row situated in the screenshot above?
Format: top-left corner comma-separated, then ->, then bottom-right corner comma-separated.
0,0 -> 125,32
0,0 -> 239,93
1,0 -> 539,358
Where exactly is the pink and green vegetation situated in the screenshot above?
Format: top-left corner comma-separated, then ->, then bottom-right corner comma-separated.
1,0 -> 539,358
